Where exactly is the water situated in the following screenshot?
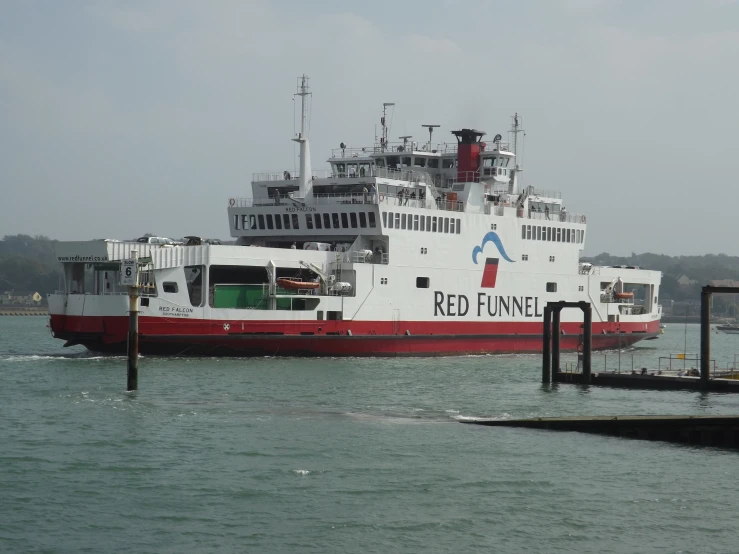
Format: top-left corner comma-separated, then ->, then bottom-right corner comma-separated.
2,318 -> 739,553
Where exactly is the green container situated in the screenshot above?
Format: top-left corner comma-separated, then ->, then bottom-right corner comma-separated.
213,285 -> 267,309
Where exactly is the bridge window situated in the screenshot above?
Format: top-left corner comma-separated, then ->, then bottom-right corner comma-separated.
428,159 -> 439,169
546,282 -> 557,292
323,213 -> 331,229
163,282 -> 178,293
537,226 -> 542,240
401,156 -> 411,167
375,158 -> 385,168
257,214 -> 265,229
283,214 -> 291,229
527,225 -> 532,240
395,213 -> 400,228
233,214 -> 240,230
341,213 -> 349,228
274,214 -> 282,229
266,214 -> 274,230
555,228 -> 560,242
332,213 -> 340,228
442,158 -> 455,169
522,226 -> 526,239
400,213 -> 406,230
350,212 -> 357,228
432,217 -> 437,232
414,157 -> 426,167
420,216 -> 425,231
416,277 -> 430,288
388,212 -> 394,228
292,214 -> 299,229
547,227 -> 552,241
314,214 -> 322,229
185,265 -> 204,307
444,217 -> 450,233
359,212 -> 367,228
456,219 -> 461,234
382,212 -> 388,227
449,219 -> 455,233
305,214 -> 313,229
414,215 -> 419,231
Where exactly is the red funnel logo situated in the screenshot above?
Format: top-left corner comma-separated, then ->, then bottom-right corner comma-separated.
481,258 -> 499,288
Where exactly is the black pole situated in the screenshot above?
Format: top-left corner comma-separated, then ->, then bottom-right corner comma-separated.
542,306 -> 552,383
582,302 -> 592,382
700,287 -> 711,389
127,289 -> 139,391
552,307 -> 561,377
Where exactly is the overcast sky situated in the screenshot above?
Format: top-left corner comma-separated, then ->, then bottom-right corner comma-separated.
1,0 -> 737,256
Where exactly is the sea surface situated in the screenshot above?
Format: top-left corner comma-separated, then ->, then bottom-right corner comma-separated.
2,318 -> 739,553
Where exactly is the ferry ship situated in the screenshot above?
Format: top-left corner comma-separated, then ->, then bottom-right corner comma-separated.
48,76 -> 662,356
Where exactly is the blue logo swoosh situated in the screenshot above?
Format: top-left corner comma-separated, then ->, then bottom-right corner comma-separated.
472,231 -> 515,264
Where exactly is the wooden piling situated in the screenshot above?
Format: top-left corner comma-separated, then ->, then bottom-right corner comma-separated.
700,288 -> 711,390
582,301 -> 592,382
542,306 -> 552,383
551,308 -> 561,374
127,289 -> 139,391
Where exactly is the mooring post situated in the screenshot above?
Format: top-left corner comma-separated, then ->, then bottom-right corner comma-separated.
542,305 -> 552,383
700,287 -> 711,389
127,251 -> 139,392
582,302 -> 592,382
552,306 -> 561,376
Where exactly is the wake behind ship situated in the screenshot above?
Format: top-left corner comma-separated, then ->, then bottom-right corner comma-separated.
48,76 -> 662,356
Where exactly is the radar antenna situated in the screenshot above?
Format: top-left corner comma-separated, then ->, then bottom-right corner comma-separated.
399,135 -> 412,152
422,125 -> 440,151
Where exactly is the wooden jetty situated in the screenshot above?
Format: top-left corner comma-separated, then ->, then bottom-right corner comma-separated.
543,283 -> 739,392
460,415 -> 739,449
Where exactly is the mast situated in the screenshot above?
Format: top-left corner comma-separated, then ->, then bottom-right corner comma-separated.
380,102 -> 394,152
509,113 -> 525,194
292,75 -> 313,199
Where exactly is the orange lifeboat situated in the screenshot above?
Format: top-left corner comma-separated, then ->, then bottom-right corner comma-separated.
277,278 -> 320,290
614,291 -> 634,300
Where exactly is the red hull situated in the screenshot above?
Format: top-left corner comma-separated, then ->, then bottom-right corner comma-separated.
50,315 -> 661,357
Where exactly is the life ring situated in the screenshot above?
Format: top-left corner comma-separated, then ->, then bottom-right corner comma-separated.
229,198 -> 236,207
379,193 -> 385,202
581,215 -> 586,223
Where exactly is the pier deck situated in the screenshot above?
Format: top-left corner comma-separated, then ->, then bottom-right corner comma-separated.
461,415 -> 739,449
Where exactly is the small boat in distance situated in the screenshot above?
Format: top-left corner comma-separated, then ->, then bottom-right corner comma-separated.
717,324 -> 739,334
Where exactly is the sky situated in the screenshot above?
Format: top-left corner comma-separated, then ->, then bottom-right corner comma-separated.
1,0 -> 738,256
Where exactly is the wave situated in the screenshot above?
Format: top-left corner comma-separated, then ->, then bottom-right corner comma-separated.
1,353 -> 127,362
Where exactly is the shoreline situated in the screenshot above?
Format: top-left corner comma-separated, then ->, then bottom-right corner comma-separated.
0,308 -> 48,316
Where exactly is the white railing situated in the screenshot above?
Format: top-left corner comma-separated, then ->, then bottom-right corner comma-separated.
527,210 -> 587,224
252,170 -> 331,182
330,166 -> 433,184
529,188 -> 562,199
335,251 -> 389,264
228,191 -> 468,213
330,142 -> 461,158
